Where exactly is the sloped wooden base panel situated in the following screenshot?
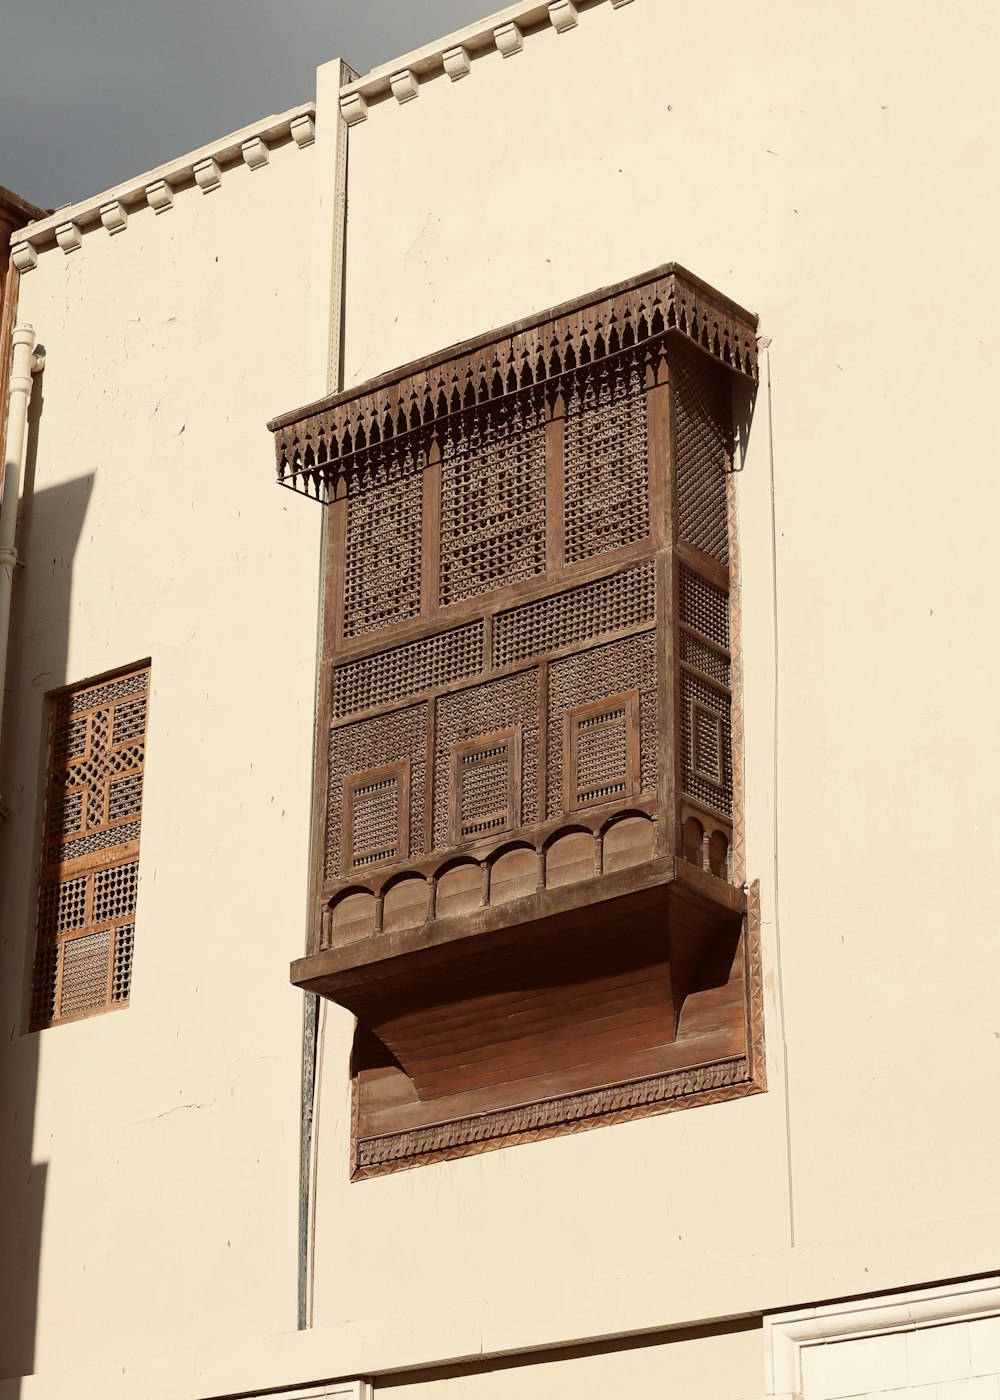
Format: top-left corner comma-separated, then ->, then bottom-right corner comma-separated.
338,877 -> 765,1177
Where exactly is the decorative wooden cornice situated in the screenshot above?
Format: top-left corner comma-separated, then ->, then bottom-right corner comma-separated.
8,103 -> 316,266
338,0 -> 633,120
268,262 -> 758,502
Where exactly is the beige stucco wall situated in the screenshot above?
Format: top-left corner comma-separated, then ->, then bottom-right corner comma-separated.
3,1 -> 1000,1398
375,1321 -> 764,1400
316,0 -> 1000,1364
0,130 -> 321,1380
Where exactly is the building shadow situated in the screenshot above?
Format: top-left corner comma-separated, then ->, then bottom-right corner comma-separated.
0,363 -> 93,1386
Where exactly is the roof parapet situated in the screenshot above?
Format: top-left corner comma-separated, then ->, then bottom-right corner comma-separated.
9,101 -> 316,266
339,0 -> 634,123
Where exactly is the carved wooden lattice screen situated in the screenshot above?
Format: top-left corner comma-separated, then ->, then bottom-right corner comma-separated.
29,663 -> 148,1030
268,263 -> 763,1175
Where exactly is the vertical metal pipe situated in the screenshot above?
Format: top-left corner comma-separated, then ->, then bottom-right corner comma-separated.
0,323 -> 43,815
297,989 -> 318,1330
298,55 -> 353,1332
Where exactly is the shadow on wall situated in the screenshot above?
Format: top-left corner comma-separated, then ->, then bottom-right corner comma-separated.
0,364 -> 94,1385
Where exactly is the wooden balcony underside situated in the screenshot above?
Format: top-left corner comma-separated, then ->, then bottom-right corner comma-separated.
294,859 -> 746,1137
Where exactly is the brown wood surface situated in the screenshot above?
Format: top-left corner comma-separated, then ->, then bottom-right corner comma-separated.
345,879 -> 743,1120
268,261 -> 757,437
288,265 -> 757,1174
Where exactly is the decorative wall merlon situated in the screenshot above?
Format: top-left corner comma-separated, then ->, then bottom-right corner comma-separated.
146,180 -> 174,214
11,241 -> 37,272
55,221 -> 82,253
341,93 -> 369,126
290,114 -> 316,147
442,45 -> 472,80
193,158 -> 222,193
338,0 -> 634,112
390,69 -> 420,103
494,21 -> 525,55
100,201 -> 128,234
7,101 -> 316,259
549,0 -> 579,30
242,135 -> 270,169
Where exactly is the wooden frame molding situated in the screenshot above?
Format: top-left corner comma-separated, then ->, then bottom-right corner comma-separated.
270,265 -> 762,1175
343,760 -> 410,871
564,691 -> 639,810
450,727 -> 522,845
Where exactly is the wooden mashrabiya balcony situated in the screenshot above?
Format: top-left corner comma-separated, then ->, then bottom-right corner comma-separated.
268,263 -> 765,1176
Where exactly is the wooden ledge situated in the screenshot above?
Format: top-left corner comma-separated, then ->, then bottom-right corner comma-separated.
294,859 -> 748,1161
292,855 -> 744,996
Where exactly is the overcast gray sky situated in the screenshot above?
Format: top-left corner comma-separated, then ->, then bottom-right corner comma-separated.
1,1 -> 489,211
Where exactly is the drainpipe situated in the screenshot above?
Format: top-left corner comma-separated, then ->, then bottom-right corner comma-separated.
0,323 -> 45,819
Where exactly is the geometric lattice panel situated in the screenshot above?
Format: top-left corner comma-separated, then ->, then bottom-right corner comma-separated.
434,672 -> 540,851
565,694 -> 638,808
31,663 -> 149,1031
679,565 -> 730,650
343,441 -> 425,640
674,345 -> 730,565
451,730 -> 520,843
327,705 -> 427,878
332,621 -> 484,719
547,633 -> 658,819
493,562 -> 655,669
564,361 -> 650,564
680,671 -> 732,815
439,394 -> 546,608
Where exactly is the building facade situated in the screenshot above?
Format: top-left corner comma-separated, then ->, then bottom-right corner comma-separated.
2,4 -> 1000,1400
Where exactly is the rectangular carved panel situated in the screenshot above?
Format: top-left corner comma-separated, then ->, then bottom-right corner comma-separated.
344,761 -> 410,870
563,360 -> 650,564
439,394 -> 546,607
565,693 -> 639,809
434,672 -> 539,850
681,673 -> 732,814
30,663 -> 148,1031
451,729 -> 521,844
326,705 -> 427,878
547,633 -> 657,819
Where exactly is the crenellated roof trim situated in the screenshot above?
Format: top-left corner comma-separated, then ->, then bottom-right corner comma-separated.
337,0 -> 635,125
8,103 -> 317,266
